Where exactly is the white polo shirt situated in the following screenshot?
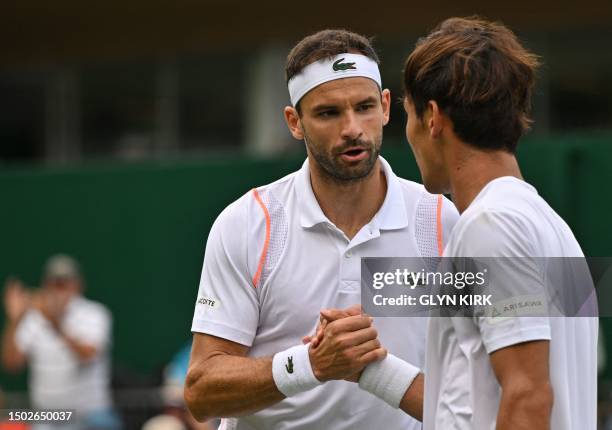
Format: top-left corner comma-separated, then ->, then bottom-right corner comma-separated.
424,177 -> 598,430
192,157 -> 459,430
15,296 -> 113,413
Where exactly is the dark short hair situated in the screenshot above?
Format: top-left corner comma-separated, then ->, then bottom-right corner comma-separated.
403,16 -> 540,153
285,29 -> 379,86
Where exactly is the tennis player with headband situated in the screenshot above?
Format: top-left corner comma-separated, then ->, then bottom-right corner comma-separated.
185,29 -> 458,429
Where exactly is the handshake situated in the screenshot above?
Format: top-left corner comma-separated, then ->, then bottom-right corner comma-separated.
302,304 -> 386,383
271,303 -> 422,416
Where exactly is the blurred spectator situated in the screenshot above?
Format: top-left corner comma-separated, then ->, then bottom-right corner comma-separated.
140,343 -> 214,430
1,254 -> 121,430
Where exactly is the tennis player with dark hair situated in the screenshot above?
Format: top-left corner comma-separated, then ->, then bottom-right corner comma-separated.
184,29 -> 458,429
316,16 -> 597,429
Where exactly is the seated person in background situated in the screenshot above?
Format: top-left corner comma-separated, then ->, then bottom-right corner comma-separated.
142,343 -> 215,430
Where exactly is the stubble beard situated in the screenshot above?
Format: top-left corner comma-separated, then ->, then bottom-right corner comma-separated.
304,131 -> 382,183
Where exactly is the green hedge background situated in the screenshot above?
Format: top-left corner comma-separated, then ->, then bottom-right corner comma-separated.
1,134 -> 611,389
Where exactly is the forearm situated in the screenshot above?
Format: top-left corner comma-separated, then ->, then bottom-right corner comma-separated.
496,383 -> 553,430
1,320 -> 25,372
185,353 -> 284,420
47,320 -> 98,362
59,332 -> 98,362
399,373 -> 424,421
490,340 -> 553,429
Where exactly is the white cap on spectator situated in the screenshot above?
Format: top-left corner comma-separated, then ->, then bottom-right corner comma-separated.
43,254 -> 81,281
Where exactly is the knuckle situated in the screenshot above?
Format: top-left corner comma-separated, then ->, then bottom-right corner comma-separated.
344,349 -> 357,361
362,350 -> 375,362
359,354 -> 372,366
334,338 -> 345,349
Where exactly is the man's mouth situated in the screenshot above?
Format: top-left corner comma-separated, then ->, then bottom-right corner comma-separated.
339,147 -> 369,162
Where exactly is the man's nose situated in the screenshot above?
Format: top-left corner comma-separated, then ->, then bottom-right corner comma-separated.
340,111 -> 364,141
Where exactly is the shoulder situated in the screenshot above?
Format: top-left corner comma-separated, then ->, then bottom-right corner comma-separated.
447,178 -> 551,257
450,204 -> 536,257
213,170 -> 298,231
395,176 -> 428,195
71,297 -> 111,322
393,176 -> 460,255
204,171 -> 297,282
396,178 -> 458,222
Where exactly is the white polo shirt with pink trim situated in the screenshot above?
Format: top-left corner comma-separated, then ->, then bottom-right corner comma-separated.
191,156 -> 459,430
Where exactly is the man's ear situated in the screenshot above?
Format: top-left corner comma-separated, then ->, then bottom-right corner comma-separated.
427,100 -> 444,139
381,88 -> 391,126
284,106 -> 304,140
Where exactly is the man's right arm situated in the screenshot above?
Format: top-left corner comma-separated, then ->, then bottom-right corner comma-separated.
1,319 -> 26,372
1,279 -> 29,372
184,333 -> 282,421
185,313 -> 385,421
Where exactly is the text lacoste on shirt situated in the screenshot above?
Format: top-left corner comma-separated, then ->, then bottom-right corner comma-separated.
197,296 -> 221,310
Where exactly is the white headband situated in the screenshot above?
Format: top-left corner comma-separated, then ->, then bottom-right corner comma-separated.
287,53 -> 382,106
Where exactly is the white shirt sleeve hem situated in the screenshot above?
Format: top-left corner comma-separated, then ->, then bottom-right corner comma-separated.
191,319 -> 255,347
484,325 -> 551,354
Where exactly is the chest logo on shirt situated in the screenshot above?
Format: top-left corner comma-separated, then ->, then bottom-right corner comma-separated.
197,296 -> 221,310
285,356 -> 294,374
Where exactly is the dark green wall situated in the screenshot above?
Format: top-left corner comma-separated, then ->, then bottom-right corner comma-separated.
1,134 -> 611,390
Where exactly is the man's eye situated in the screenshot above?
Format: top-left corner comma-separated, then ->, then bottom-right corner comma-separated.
357,104 -> 375,111
318,110 -> 338,117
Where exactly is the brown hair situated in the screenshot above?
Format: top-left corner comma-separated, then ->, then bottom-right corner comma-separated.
285,29 -> 379,83
403,17 -> 540,152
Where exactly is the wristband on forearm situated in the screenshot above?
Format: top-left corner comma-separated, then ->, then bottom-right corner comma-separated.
272,344 -> 323,397
358,353 -> 421,408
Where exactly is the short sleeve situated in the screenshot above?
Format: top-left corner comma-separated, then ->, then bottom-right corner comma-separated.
453,210 -> 551,354
191,195 -> 260,347
14,310 -> 42,355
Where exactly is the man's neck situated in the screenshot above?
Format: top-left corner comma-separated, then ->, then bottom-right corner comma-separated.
447,144 -> 522,214
309,158 -> 387,239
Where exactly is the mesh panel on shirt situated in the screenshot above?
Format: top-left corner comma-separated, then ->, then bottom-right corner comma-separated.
415,193 -> 441,270
256,188 -> 289,288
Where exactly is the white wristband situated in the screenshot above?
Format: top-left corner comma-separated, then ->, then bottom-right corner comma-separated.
272,344 -> 322,397
358,353 -> 421,408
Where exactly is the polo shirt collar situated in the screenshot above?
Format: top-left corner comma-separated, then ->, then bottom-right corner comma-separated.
296,156 -> 409,231
296,159 -> 329,228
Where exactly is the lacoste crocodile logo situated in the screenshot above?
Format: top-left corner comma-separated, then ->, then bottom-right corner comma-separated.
332,58 -> 357,71
285,356 -> 294,374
